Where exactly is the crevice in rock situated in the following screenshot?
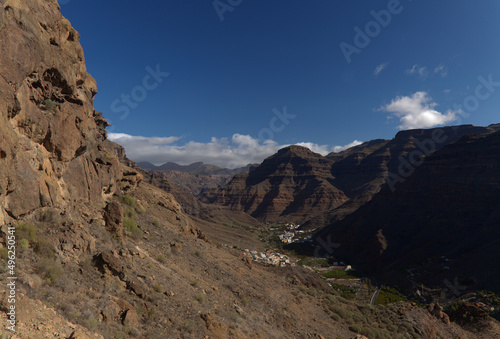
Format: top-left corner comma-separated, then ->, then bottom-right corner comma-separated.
65,95 -> 83,106
49,38 -> 59,46
42,129 -> 53,152
43,68 -> 72,95
74,145 -> 87,159
7,95 -> 21,119
67,31 -> 76,41
4,209 -> 16,220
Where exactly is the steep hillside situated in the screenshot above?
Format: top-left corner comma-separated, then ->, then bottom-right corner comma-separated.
206,146 -> 349,223
314,130 -> 500,291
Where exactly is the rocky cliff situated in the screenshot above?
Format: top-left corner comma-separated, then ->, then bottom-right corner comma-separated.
0,0 -> 142,225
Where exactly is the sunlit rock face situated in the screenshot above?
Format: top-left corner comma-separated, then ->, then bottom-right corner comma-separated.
0,0 -> 126,222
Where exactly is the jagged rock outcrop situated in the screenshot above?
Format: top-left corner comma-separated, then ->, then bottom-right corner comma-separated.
206,145 -> 349,222
427,303 -> 451,325
103,201 -> 123,238
0,0 -> 125,224
0,0 -> 147,224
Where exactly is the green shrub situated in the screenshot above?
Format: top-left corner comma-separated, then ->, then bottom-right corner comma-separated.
191,280 -> 200,288
306,288 -> 318,297
121,194 -> 137,207
18,238 -> 29,249
37,259 -> 63,284
153,219 -> 161,227
321,269 -> 362,279
195,293 -> 205,303
153,284 -> 162,293
330,305 -> 352,320
325,294 -> 337,304
34,237 -> 55,258
352,313 -> 366,324
330,282 -> 357,299
184,321 -> 195,333
16,223 -> 37,244
124,217 -> 142,239
43,99 -> 58,111
349,325 -> 362,333
241,297 -> 250,306
124,208 -> 137,218
157,255 -> 166,263
359,327 -> 376,338
296,258 -> 330,266
376,286 -> 406,305
80,316 -> 99,331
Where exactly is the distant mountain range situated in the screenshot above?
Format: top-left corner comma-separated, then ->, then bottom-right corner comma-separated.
205,124 -> 500,227
138,161 -> 252,176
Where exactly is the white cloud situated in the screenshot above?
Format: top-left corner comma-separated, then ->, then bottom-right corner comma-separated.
434,64 -> 448,77
332,140 -> 363,152
406,64 -> 429,79
373,62 -> 389,76
108,133 -> 362,168
379,91 -> 460,130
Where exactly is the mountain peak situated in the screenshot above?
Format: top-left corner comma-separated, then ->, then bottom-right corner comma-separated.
277,145 -> 319,156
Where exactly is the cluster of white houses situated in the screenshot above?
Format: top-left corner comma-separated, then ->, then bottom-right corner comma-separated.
243,249 -> 293,267
277,223 -> 316,244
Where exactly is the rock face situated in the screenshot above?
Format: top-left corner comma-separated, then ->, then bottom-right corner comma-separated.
206,145 -> 350,222
0,0 -> 127,223
103,201 -> 123,238
315,130 -> 500,290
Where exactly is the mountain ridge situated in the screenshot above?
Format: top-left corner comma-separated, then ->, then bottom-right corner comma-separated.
205,124 -> 500,227
138,161 -> 252,176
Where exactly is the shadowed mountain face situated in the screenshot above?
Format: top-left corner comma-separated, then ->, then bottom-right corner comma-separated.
302,124 -> 500,227
314,130 -> 500,290
205,145 -> 350,222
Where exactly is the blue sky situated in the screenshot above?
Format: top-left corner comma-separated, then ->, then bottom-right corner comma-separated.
60,0 -> 500,167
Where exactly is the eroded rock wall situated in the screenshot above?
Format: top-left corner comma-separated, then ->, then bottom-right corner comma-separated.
0,0 -> 123,223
